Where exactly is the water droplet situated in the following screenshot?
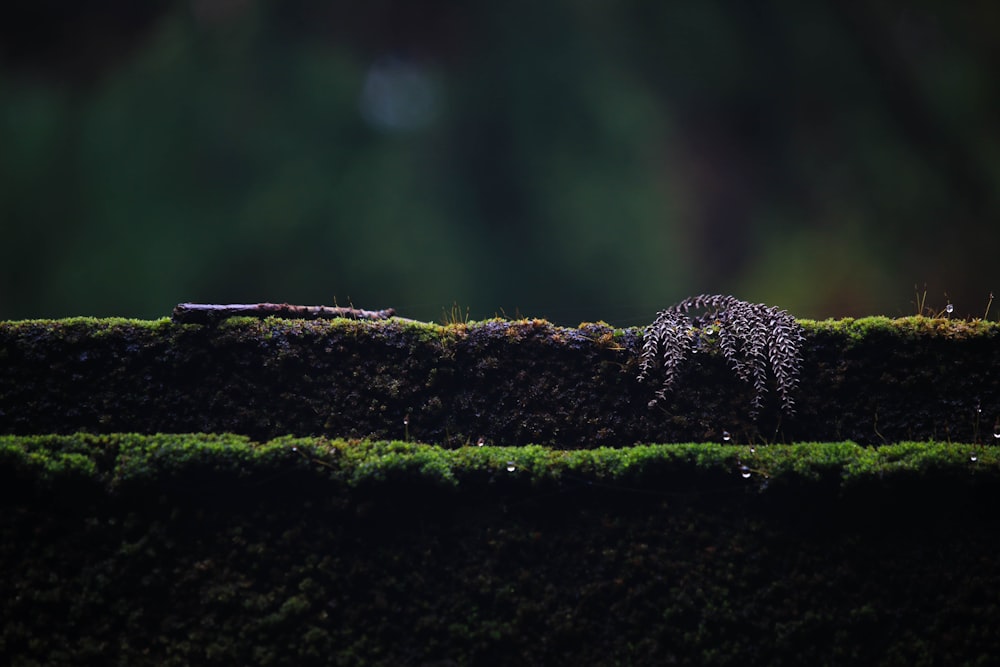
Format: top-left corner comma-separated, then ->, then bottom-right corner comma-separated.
749,446 -> 756,455
970,454 -> 979,463
506,461 -> 516,472
994,427 -> 1000,440
291,446 -> 298,452
722,431 -> 731,442
476,437 -> 486,447
403,416 -> 409,425
946,303 -> 954,314
740,465 -> 752,479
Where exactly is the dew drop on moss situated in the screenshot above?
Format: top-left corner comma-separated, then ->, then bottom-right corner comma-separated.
740,465 -> 751,479
722,431 -> 731,442
506,461 -> 516,472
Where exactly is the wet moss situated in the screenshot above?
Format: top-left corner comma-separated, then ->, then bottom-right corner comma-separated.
3,315 -> 997,663
2,434 -> 1000,666
802,314 -> 1000,341
2,316 -> 999,445
3,433 -> 1000,499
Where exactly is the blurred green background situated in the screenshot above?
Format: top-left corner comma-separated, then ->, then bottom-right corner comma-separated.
1,1 -> 998,325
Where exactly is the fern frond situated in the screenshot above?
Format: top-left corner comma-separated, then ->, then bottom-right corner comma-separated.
638,295 -> 804,418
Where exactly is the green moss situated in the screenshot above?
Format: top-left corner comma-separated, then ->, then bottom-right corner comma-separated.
799,315 -> 1000,341
215,315 -> 261,329
6,313 -> 998,342
0,439 -> 97,483
3,434 -> 1000,666
2,434 -> 998,498
2,316 -> 172,328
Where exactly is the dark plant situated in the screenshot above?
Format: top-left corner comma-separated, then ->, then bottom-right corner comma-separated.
638,295 -> 805,417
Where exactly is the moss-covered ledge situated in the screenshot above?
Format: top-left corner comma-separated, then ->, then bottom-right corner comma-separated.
3,433 -> 999,501
1,315 -> 999,446
3,434 -> 1000,666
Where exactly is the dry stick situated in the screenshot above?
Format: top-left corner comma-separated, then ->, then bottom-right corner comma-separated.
171,302 -> 396,324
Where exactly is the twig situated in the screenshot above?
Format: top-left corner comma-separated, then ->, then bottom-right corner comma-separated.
171,302 -> 396,324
